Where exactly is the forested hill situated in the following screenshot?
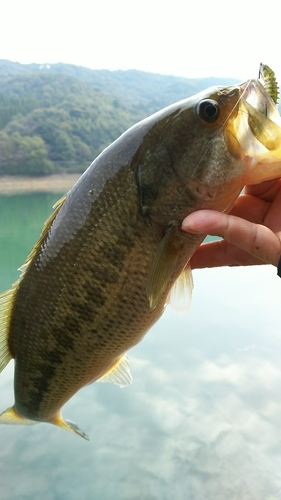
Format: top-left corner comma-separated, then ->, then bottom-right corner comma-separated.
0,59 -> 238,176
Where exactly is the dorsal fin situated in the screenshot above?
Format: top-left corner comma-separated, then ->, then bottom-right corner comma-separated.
167,263 -> 193,314
97,354 -> 132,387
0,288 -> 15,372
0,195 -> 67,374
18,194 -> 67,274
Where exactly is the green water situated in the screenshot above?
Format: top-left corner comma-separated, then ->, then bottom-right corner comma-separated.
0,193 -> 62,292
1,193 -> 281,500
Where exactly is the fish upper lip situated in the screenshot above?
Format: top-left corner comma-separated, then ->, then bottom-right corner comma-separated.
239,80 -> 265,113
225,77 -> 281,183
239,79 -> 281,123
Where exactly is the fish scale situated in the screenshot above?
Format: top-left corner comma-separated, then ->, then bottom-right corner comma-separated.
10,163 -> 163,422
1,70 -> 281,439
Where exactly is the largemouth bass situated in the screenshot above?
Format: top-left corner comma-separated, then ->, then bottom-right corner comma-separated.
1,71 -> 281,440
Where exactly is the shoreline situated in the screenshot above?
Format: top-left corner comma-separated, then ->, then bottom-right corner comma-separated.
0,174 -> 82,194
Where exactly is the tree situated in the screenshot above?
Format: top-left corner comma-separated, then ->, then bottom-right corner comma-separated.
0,132 -> 53,176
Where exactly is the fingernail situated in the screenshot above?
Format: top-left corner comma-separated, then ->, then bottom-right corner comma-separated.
181,222 -> 200,233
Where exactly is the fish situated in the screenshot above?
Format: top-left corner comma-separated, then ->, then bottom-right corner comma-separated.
1,68 -> 281,440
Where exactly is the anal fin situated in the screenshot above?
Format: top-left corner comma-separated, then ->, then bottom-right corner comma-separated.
97,354 -> 132,387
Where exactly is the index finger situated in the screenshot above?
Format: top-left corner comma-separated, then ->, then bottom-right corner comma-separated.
182,210 -> 281,267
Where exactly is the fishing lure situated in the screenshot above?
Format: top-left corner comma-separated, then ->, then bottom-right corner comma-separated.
259,63 -> 279,105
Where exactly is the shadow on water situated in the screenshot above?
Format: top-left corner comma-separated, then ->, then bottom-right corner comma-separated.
0,193 -> 281,500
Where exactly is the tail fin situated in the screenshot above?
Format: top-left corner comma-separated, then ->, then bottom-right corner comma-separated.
51,413 -> 89,440
0,406 -> 89,440
0,405 -> 36,425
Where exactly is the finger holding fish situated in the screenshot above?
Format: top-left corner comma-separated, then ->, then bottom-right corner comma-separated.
183,209 -> 281,268
183,177 -> 281,269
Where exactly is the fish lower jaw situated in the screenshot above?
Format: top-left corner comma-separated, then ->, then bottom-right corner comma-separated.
242,155 -> 281,184
227,129 -> 281,185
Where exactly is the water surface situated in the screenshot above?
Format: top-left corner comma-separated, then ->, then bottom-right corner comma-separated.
0,193 -> 281,500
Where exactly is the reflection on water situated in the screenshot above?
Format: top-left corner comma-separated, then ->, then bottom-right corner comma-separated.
0,194 -> 281,499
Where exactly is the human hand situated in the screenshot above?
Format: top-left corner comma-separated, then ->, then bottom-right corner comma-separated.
181,179 -> 281,270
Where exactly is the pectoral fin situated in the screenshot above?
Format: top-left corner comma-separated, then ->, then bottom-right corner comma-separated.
167,263 -> 194,314
147,222 -> 181,310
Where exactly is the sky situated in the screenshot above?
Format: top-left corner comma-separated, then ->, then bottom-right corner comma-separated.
1,0 -> 281,84
1,264 -> 281,498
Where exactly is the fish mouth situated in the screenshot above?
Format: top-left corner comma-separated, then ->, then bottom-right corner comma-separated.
226,79 -> 281,184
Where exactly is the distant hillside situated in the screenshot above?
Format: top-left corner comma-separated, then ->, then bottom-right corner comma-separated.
0,59 -> 239,176
0,72 -> 144,175
0,59 -> 239,114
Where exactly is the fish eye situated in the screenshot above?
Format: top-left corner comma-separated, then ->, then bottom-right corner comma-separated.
196,99 -> 220,123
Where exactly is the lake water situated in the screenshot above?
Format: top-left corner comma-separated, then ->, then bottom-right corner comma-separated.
0,193 -> 281,500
